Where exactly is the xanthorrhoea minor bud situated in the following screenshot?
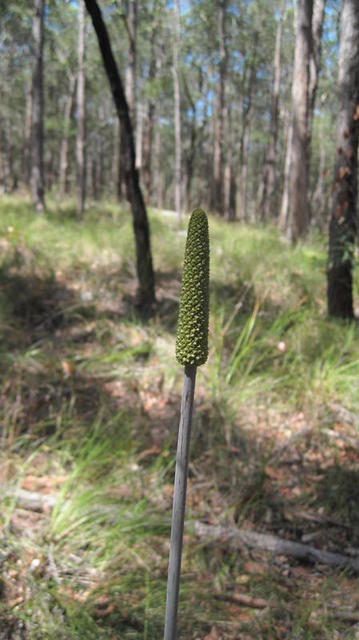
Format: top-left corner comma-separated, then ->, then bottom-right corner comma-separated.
164,208 -> 210,640
176,208 -> 210,367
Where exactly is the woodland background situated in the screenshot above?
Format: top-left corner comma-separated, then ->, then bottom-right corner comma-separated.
1,1 -> 359,639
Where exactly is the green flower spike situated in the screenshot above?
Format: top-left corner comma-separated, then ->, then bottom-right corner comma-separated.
176,208 -> 209,366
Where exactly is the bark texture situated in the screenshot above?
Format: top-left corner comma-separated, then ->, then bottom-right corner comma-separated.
125,0 -> 137,126
31,0 -> 45,212
84,0 -> 156,310
0,116 -> 11,194
23,82 -> 32,187
59,73 -> 76,198
142,17 -> 161,203
239,56 -> 256,221
307,0 -> 326,138
76,1 -> 86,217
195,521 -> 359,573
288,0 -> 313,242
212,0 -> 227,215
261,2 -> 283,220
327,0 -> 359,318
172,0 -> 182,219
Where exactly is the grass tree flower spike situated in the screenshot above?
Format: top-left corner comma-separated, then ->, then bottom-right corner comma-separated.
176,208 -> 209,366
164,208 -> 209,640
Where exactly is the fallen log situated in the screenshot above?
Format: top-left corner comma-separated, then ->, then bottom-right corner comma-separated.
194,521 -> 359,573
4,488 -> 57,513
214,593 -> 268,609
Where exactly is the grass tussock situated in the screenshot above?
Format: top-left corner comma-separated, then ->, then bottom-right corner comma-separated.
1,194 -> 359,638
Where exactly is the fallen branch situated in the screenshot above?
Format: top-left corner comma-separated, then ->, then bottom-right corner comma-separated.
4,488 -> 57,513
214,593 -> 268,609
194,521 -> 359,573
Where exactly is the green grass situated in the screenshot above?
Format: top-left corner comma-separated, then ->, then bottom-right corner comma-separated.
1,194 -> 359,638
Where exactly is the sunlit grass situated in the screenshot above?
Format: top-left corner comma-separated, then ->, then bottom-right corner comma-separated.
1,195 -> 359,638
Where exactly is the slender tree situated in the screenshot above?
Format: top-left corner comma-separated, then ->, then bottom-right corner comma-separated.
84,0 -> 155,310
212,0 -> 227,215
76,1 -> 86,217
327,0 -> 359,318
31,0 -> 45,212
287,0 -> 313,241
182,71 -> 197,214
282,0 -> 325,241
239,53 -> 257,221
307,0 -> 326,139
172,0 -> 182,219
142,25 -> 160,202
126,0 -> 137,126
117,0 -> 137,200
260,1 -> 284,220
59,72 -> 76,199
23,81 -> 32,187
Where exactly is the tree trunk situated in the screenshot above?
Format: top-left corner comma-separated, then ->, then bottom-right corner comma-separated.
84,0 -> 156,310
239,58 -> 256,221
154,114 -> 163,209
239,116 -> 251,221
307,0 -> 326,139
311,138 -> 326,228
112,117 -> 120,196
23,82 -> 32,188
172,0 -> 182,219
143,101 -> 155,202
212,0 -> 227,215
182,72 -> 197,214
0,116 -> 11,194
288,0 -> 313,242
142,26 -> 160,204
224,107 -> 236,220
279,117 -> 293,232
59,73 -> 76,199
327,0 -> 359,318
261,2 -> 284,220
76,1 -> 86,217
125,0 -> 137,126
135,100 -> 143,171
31,0 -> 45,212
118,0 -> 137,201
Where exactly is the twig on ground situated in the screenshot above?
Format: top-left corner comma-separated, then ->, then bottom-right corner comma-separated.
214,593 -> 268,609
194,521 -> 359,573
4,488 -> 57,513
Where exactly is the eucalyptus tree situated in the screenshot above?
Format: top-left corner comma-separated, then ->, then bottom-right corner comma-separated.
212,0 -> 228,215
172,0 -> 182,219
142,4 -> 163,202
84,0 -> 156,310
259,0 -> 285,220
76,0 -> 86,216
327,0 -> 359,318
31,0 -> 45,211
281,0 -> 326,241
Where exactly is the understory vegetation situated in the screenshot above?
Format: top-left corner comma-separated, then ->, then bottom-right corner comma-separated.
1,196 -> 359,639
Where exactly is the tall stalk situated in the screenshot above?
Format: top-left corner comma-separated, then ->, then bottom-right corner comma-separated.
164,208 -> 210,640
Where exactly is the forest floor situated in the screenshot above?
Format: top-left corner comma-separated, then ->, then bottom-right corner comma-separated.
1,195 -> 359,639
